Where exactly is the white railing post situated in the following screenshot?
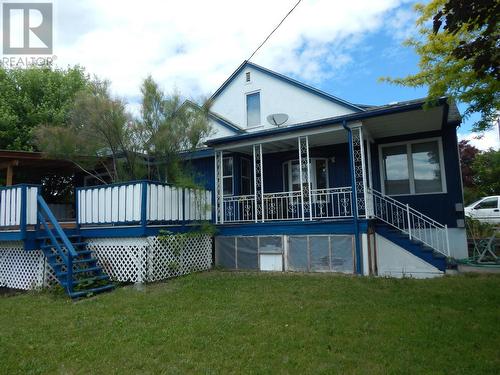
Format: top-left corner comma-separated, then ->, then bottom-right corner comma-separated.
406,203 -> 412,240
253,144 -> 264,223
445,224 -> 450,257
298,136 -> 312,221
214,150 -> 224,224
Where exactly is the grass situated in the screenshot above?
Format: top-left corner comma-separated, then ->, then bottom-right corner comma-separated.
1,272 -> 499,374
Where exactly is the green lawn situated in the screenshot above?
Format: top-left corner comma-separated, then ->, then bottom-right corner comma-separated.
1,272 -> 499,374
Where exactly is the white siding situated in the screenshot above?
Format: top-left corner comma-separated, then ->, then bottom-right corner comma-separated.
375,234 -> 443,279
211,65 -> 356,131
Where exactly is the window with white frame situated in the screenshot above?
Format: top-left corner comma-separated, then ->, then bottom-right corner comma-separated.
380,139 -> 446,195
283,159 -> 328,191
241,158 -> 253,195
222,157 -> 233,196
246,92 -> 261,127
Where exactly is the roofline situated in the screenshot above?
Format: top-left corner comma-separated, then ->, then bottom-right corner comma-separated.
208,111 -> 245,134
183,99 -> 244,134
206,97 -> 449,147
209,61 -> 365,112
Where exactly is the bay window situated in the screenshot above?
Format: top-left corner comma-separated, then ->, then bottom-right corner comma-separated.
380,139 -> 446,195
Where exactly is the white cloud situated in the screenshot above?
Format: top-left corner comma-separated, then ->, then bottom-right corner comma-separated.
52,0 -> 408,103
458,122 -> 500,151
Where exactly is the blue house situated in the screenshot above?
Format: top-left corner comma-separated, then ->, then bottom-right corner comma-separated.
189,61 -> 467,277
0,61 -> 467,298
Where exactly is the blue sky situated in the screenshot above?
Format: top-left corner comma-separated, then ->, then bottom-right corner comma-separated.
284,20 -> 481,134
50,0 -> 496,148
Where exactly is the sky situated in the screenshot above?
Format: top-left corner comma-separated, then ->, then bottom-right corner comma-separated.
45,0 -> 499,150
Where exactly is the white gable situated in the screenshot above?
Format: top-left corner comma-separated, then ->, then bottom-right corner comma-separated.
203,118 -> 238,143
211,64 -> 357,132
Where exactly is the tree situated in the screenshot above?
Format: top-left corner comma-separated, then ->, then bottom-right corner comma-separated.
0,66 -> 91,150
138,76 -> 212,182
35,76 -> 212,184
472,149 -> 500,196
458,139 -> 480,188
382,0 -> 500,131
35,79 -> 144,183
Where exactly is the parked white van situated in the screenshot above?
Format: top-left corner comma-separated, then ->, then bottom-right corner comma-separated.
465,196 -> 500,224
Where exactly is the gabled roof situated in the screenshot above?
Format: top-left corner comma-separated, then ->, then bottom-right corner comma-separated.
206,97 -> 455,147
182,100 -> 244,134
208,110 -> 245,134
209,61 -> 365,112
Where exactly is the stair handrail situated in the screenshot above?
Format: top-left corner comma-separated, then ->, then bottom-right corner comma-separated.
368,188 -> 450,257
37,195 -> 78,293
37,195 -> 78,258
369,188 -> 444,227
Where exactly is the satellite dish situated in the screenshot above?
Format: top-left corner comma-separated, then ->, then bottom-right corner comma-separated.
267,113 -> 289,126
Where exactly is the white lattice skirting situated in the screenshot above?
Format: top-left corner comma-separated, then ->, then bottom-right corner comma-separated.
87,235 -> 213,283
0,235 -> 212,289
0,242 -> 45,290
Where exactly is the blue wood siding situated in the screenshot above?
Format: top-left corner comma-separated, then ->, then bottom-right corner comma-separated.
370,125 -> 464,228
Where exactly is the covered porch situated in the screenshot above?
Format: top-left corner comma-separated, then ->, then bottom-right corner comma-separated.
213,123 -> 372,224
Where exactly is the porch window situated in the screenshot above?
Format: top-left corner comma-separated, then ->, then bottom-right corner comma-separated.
380,139 -> 445,195
283,159 -> 328,191
246,92 -> 261,127
241,158 -> 253,195
222,157 -> 233,196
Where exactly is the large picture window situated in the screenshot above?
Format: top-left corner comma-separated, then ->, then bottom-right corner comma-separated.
283,159 -> 328,192
380,139 -> 446,195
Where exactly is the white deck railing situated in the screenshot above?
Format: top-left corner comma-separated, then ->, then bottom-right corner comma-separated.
368,188 -> 450,257
0,185 -> 38,229
222,187 -> 353,223
77,181 -> 212,226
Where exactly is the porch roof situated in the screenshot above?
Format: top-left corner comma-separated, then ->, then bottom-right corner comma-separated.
206,97 -> 459,149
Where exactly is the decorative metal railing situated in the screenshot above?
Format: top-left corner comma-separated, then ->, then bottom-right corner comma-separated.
368,188 -> 450,257
222,194 -> 256,223
263,191 -> 302,221
221,187 -> 353,223
310,187 -> 353,219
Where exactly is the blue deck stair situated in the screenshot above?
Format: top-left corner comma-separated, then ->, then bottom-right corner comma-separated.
374,222 -> 447,272
37,195 -> 114,299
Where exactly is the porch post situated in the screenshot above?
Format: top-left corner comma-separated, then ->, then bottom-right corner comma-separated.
351,127 -> 368,218
366,137 -> 374,217
298,136 -> 312,221
345,122 -> 363,275
215,150 -> 224,224
253,144 -> 264,223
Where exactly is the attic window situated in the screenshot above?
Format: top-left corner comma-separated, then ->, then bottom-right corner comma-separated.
245,72 -> 251,82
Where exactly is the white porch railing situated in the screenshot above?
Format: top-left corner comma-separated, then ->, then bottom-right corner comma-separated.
222,194 -> 256,223
369,188 -> 450,257
222,187 -> 353,223
263,191 -> 302,221
310,187 -> 353,219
